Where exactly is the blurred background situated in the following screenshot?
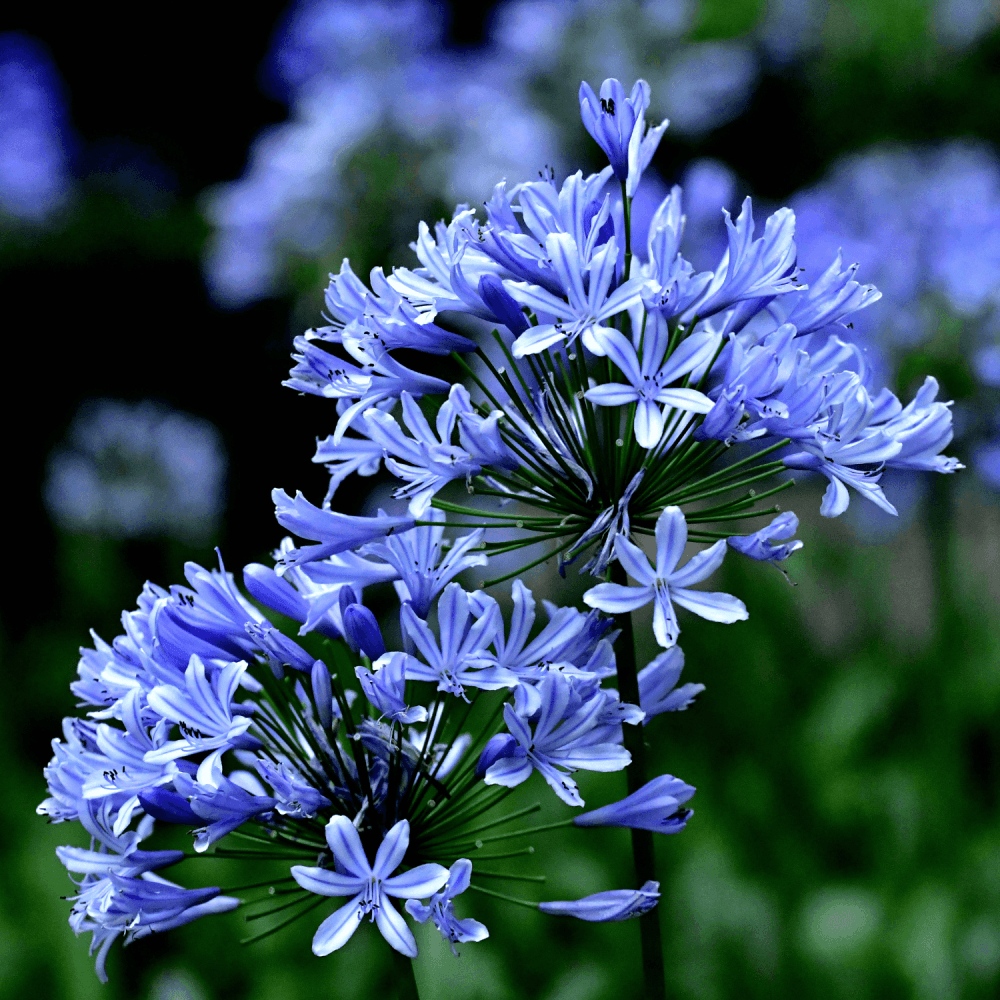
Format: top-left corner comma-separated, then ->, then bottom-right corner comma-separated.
2,0 -> 1000,997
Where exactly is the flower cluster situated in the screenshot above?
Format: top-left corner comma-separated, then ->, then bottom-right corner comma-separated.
41,535 -> 695,975
42,76 -> 959,980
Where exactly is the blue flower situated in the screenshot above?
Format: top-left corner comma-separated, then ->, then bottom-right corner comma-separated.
727,512 -> 803,563
254,757 -> 332,819
779,250 -> 881,336
574,775 -> 695,834
67,872 -> 238,982
637,647 -> 705,723
476,580 -> 584,677
405,858 -> 488,955
272,489 -> 415,570
171,750 -> 277,852
482,674 -> 631,807
505,234 -> 643,357
244,621 -> 316,676
578,78 -> 668,193
539,880 -> 661,921
882,376 -> 964,474
585,324 -> 718,448
313,426 -> 384,505
150,556 -> 265,667
144,657 -> 256,763
361,508 -> 487,618
400,584 -> 513,698
291,816 -> 449,957
685,198 -> 802,322
357,652 -> 429,726
57,801 -> 184,878
584,506 -> 748,648
284,336 -> 450,444
363,390 -> 485,516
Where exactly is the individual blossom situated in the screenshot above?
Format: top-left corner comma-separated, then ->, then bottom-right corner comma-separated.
539,880 -> 661,921
404,858 -> 489,955
399,583 -> 514,697
578,78 -> 669,195
272,489 -> 414,569
637,646 -> 705,722
357,652 -> 429,726
727,512 -> 803,563
585,322 -> 717,448
574,775 -> 695,834
584,506 -> 748,648
291,817 -> 449,957
481,674 -> 632,806
506,233 -> 643,357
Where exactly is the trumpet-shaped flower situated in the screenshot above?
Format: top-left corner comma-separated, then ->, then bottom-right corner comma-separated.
539,880 -> 661,921
574,775 -> 695,834
578,78 -> 668,195
404,858 -> 488,955
506,234 -> 643,357
291,817 -> 449,957
400,584 -> 513,697
358,653 -> 428,726
584,507 -> 748,648
727,512 -> 803,563
637,647 -> 705,722
482,674 -> 631,806
361,508 -> 487,619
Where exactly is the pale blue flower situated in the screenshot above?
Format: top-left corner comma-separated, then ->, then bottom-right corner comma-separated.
578,78 -> 668,195
357,652 -> 428,726
539,880 -> 661,921
254,757 -> 332,819
284,336 -> 450,444
272,489 -> 414,570
685,198 -> 802,322
362,507 -> 487,618
291,816 -> 449,957
585,323 -> 718,448
144,658 -> 256,763
637,647 -> 705,722
404,858 -> 488,954
574,774 -> 695,834
400,584 -> 513,698
171,750 -> 276,851
363,389 -> 485,516
727,512 -> 803,563
482,674 -> 631,807
506,234 -> 643,357
584,506 -> 748,648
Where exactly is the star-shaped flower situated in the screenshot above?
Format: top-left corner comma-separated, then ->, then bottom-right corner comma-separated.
291,816 -> 449,958
583,506 -> 748,648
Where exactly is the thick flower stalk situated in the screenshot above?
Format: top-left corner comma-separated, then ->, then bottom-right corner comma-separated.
40,76 -> 960,999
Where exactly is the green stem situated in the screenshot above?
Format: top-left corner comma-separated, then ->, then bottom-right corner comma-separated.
611,561 -> 667,1000
390,945 -> 421,1000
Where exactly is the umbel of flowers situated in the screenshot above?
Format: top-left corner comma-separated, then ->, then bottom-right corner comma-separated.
40,78 -> 959,997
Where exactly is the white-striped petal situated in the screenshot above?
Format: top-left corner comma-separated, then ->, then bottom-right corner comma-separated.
671,587 -> 748,624
311,895 -> 365,956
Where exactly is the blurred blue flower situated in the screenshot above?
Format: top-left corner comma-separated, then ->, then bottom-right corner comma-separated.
0,32 -> 75,221
44,399 -> 226,543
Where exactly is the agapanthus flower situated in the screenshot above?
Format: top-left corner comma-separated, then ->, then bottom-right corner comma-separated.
584,506 -> 748,649
40,73 -> 959,990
